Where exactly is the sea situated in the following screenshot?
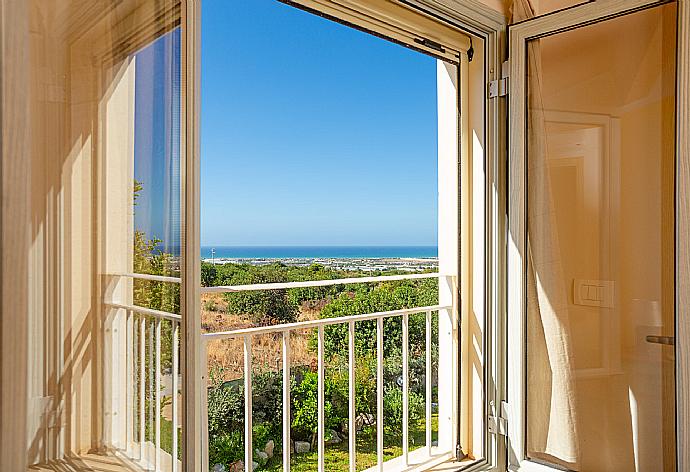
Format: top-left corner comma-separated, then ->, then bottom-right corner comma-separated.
200,246 -> 437,259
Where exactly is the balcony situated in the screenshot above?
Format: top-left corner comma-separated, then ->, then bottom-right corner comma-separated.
100,271 -> 459,472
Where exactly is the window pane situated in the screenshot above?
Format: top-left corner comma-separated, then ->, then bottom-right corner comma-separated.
16,0 -> 184,470
526,4 -> 677,471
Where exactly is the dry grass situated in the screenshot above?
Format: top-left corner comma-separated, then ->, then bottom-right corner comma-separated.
202,294 -> 319,381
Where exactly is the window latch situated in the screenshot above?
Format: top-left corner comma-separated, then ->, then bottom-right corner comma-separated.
414,37 -> 446,53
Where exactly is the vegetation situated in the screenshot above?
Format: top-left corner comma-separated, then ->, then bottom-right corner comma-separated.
199,262 -> 438,470
132,184 -> 439,470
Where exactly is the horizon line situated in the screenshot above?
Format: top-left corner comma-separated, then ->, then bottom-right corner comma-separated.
199,244 -> 439,247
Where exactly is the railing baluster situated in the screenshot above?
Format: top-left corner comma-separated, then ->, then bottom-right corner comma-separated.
172,320 -> 179,472
348,321 -> 356,472
244,335 -> 253,472
402,312 -> 409,466
282,331 -> 291,472
201,339 -> 209,472
155,318 -> 161,470
139,315 -> 146,460
148,319 -> 155,463
318,325 -> 325,472
376,317 -> 384,472
126,310 -> 134,453
426,310 -> 432,456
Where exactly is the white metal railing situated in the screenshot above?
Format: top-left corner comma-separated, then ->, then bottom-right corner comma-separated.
106,273 -> 182,472
202,303 -> 450,472
107,271 -> 454,472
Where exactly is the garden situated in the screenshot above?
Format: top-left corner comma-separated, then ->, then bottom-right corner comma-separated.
132,225 -> 440,472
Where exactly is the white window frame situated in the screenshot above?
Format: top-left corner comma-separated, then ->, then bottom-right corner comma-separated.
181,1 -> 509,471
506,1 -> 690,470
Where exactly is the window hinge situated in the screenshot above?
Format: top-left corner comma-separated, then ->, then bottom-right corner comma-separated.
488,400 -> 509,436
488,78 -> 508,98
488,60 -> 510,99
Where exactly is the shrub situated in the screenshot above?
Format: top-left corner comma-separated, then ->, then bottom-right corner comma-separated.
291,370 -> 319,442
319,280 -> 439,358
201,262 -> 218,287
225,289 -> 297,324
209,430 -> 244,467
204,298 -> 219,312
222,264 -> 298,324
382,387 -> 425,439
207,368 -> 244,439
252,370 -> 284,443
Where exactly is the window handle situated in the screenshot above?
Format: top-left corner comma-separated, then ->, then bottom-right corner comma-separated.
645,335 -> 675,346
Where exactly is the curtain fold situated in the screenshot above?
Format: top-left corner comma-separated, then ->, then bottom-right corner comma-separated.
510,0 -> 581,469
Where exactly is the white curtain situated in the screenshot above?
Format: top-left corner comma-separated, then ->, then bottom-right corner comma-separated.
510,0 -> 581,469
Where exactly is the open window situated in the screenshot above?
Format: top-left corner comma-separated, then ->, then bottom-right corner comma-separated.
3,0 -> 507,469
195,2 -> 502,472
506,1 -> 690,471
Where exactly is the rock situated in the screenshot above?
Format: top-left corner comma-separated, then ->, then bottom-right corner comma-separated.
325,429 -> 342,445
355,413 -> 375,431
252,461 -> 259,472
212,464 -> 227,472
264,439 -> 275,458
431,440 -> 438,447
294,440 -> 311,454
254,450 -> 268,465
228,461 -> 243,472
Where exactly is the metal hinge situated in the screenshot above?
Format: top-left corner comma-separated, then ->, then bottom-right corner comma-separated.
488,78 -> 507,98
488,60 -> 510,98
488,400 -> 509,436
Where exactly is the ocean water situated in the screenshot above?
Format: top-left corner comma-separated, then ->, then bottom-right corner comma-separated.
200,246 -> 437,259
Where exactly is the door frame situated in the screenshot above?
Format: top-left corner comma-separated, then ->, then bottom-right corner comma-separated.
506,0 -> 690,470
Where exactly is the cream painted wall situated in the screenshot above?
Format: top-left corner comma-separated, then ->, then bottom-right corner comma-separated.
478,0 -> 508,16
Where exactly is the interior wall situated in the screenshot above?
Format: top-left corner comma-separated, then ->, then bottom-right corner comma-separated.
478,0 -> 509,16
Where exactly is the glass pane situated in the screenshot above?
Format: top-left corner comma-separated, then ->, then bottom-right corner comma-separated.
131,27 -> 183,471
15,0 -> 183,469
526,4 -> 677,472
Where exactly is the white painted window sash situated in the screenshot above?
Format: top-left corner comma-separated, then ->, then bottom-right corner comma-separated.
506,1 -> 682,471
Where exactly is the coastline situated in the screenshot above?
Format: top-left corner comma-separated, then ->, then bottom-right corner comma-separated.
202,256 -> 439,272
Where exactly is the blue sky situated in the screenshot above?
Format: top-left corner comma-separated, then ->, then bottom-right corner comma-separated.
135,0 -> 438,248
201,0 -> 438,246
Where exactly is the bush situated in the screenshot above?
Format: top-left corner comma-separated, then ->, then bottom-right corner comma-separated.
207,367 -> 285,468
207,368 -> 244,439
319,280 -> 438,358
204,298 -> 219,312
290,370 -> 319,442
221,264 -> 298,324
209,430 -> 244,467
382,387 -> 425,439
225,289 -> 297,324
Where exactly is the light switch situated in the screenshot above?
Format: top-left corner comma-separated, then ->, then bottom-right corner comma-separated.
573,279 -> 614,308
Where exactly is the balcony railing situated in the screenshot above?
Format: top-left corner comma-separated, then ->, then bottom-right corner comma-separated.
105,272 -> 457,472
106,273 -> 182,472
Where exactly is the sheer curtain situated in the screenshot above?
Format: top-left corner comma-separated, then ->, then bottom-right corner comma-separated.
510,0 -> 581,469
